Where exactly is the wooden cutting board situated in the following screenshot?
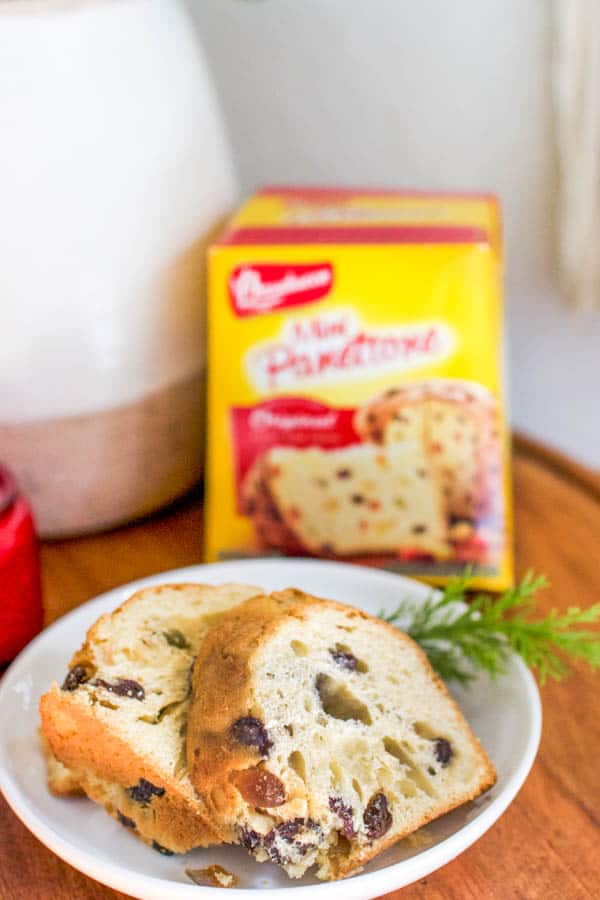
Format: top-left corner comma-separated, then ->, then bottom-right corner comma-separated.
1,433 -> 599,900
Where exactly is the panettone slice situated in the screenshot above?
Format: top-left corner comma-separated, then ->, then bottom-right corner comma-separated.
40,582 -> 260,853
255,442 -> 450,559
187,589 -> 496,881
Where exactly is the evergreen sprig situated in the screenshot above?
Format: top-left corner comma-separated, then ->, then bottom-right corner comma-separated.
381,570 -> 600,685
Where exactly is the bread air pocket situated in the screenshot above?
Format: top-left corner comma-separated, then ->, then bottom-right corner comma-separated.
186,589 -> 495,881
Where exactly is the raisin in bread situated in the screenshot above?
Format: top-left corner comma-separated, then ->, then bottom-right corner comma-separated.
354,379 -> 501,523
40,582 -> 260,854
242,443 -> 449,559
186,589 -> 496,880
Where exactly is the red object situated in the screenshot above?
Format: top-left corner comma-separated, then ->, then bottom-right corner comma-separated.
228,262 -> 333,317
257,185 -> 499,203
218,224 -> 489,247
0,465 -> 43,664
230,397 -> 360,509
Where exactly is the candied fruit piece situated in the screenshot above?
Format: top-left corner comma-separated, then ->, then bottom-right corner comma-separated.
162,629 -> 190,649
186,865 -> 238,888
233,767 -> 287,807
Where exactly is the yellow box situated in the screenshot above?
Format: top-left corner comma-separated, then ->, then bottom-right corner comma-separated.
205,186 -> 512,590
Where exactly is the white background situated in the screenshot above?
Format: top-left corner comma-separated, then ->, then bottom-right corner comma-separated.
190,0 -> 600,469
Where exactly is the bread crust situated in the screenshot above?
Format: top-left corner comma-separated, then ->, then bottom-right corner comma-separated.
40,731 -> 84,797
241,456 -> 305,553
187,590 -> 316,829
187,588 -> 496,879
354,380 -> 500,522
242,444 -> 450,561
39,581 -> 260,853
41,684 -> 222,851
353,379 -> 497,443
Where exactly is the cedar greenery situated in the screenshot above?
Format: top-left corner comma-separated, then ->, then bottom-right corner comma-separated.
381,570 -> 600,685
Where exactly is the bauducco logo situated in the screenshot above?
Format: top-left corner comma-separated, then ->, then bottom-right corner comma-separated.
228,263 -> 333,317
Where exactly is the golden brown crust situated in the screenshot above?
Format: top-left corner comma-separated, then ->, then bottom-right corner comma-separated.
186,590 -> 317,830
241,457 -> 306,553
40,685 -> 221,851
353,380 -> 497,444
354,380 -> 501,522
69,582 -> 229,668
39,582 -> 261,853
324,605 -> 497,878
39,731 -> 84,797
187,587 -> 496,878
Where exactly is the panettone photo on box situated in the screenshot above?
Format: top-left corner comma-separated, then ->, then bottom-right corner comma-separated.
205,187 -> 512,589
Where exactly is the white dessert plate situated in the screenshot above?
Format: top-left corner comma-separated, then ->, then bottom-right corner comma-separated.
0,559 -> 541,900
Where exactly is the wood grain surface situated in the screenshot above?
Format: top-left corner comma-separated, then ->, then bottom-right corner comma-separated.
1,435 -> 599,899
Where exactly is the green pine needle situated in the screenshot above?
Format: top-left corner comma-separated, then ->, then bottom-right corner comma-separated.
381,570 -> 600,685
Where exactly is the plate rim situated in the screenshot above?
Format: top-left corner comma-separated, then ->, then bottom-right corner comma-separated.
0,559 -> 542,899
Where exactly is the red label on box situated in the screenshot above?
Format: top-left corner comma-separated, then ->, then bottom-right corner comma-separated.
230,396 -> 358,506
228,262 -> 333,317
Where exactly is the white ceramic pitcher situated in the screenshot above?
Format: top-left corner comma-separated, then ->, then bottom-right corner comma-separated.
0,0 -> 236,536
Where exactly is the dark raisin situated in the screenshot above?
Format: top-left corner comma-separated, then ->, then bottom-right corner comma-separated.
230,716 -> 273,756
329,796 -> 356,838
116,810 -> 136,829
290,840 -> 314,858
363,792 -> 392,840
320,542 -> 334,554
240,826 -> 261,852
350,494 -> 365,505
330,649 -> 358,671
263,830 -> 283,865
371,429 -> 384,442
263,819 -> 320,864
92,678 -> 145,701
336,468 -> 352,479
127,778 -> 165,804
276,818 -> 304,841
152,840 -> 174,855
366,412 -> 378,424
163,629 -> 190,649
61,665 -> 90,692
244,498 -> 257,515
233,767 -> 287,807
412,524 -> 427,534
434,738 -> 453,766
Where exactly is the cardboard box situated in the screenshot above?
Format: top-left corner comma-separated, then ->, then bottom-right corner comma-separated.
205,186 -> 512,590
